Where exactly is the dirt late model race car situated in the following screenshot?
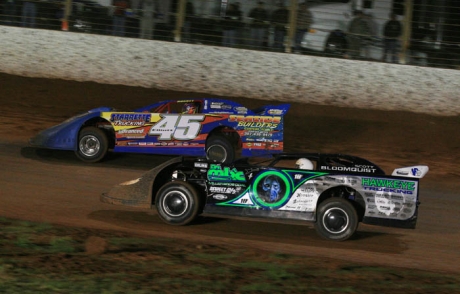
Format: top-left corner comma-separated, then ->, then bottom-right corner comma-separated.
101,153 -> 429,241
29,99 -> 289,163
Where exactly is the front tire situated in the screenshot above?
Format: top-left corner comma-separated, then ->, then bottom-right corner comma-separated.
314,198 -> 358,241
206,135 -> 235,164
155,181 -> 201,226
75,126 -> 109,163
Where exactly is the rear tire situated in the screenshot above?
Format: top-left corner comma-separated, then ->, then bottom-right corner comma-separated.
206,135 -> 235,164
75,126 -> 109,163
314,198 -> 358,241
155,181 -> 201,226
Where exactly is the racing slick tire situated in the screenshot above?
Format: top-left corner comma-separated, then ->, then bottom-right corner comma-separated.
75,126 -> 109,163
314,198 -> 358,241
155,181 -> 201,226
206,135 -> 235,164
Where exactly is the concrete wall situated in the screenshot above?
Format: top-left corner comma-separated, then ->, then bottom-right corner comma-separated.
1,26 -> 459,116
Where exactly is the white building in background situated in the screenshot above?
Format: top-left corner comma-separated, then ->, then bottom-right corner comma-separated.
301,0 -> 400,60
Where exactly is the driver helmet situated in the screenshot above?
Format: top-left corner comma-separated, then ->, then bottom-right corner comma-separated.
183,103 -> 197,114
296,158 -> 314,170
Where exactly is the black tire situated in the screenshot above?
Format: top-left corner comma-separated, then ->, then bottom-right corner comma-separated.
206,135 -> 235,164
155,181 -> 201,226
75,126 -> 109,163
314,198 -> 358,241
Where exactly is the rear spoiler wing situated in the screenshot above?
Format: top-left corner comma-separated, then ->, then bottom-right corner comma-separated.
392,165 -> 429,179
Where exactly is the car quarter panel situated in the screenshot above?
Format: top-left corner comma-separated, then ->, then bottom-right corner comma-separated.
29,109 -> 110,150
203,164 -> 420,228
100,157 -> 183,208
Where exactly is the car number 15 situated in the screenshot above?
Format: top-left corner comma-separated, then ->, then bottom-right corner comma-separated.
148,114 -> 205,140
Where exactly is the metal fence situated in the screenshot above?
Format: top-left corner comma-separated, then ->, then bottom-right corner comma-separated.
1,0 -> 459,69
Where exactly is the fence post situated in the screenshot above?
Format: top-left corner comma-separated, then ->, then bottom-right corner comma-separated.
174,0 -> 187,42
62,0 -> 72,31
401,0 -> 413,64
286,1 -> 298,53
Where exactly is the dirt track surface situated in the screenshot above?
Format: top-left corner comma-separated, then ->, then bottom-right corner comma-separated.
1,73 -> 460,274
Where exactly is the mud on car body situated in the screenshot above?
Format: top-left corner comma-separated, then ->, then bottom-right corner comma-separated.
101,153 -> 429,241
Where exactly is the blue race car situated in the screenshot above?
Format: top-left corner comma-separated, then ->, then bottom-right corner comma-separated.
101,153 -> 429,241
30,98 -> 290,163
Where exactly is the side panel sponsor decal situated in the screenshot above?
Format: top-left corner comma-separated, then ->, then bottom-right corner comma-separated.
148,114 -> 205,140
207,164 -> 245,182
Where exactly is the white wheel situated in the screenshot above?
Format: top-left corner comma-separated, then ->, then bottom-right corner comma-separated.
75,127 -> 109,163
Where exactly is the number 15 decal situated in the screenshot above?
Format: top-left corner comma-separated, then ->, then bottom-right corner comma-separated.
148,114 -> 205,140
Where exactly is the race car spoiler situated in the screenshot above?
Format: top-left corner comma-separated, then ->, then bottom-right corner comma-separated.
391,165 -> 429,178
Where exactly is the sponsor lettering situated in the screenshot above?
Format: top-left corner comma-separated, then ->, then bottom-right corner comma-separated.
396,170 -> 409,175
300,188 -> 316,193
113,120 -> 147,127
111,114 -> 150,127
293,199 -> 314,204
364,187 -> 413,194
207,165 -> 245,182
237,122 -> 279,129
194,162 -> 208,168
362,178 -> 415,190
212,194 -> 228,200
229,115 -> 281,124
118,129 -> 145,134
245,131 -> 272,137
111,113 -> 151,122
391,195 -> 404,200
148,114 -> 205,140
321,166 -> 377,173
325,176 -> 345,183
210,102 -> 232,110
209,186 -> 240,194
209,182 -> 245,187
268,109 -> 283,115
233,107 -> 248,114
256,138 -> 272,143
411,167 -> 421,176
